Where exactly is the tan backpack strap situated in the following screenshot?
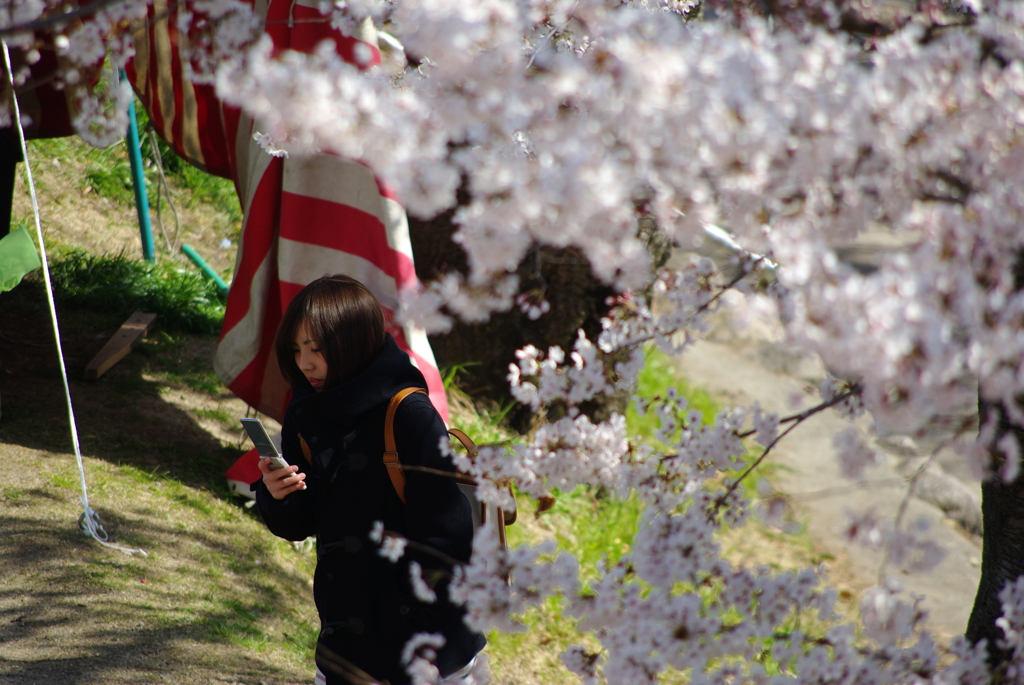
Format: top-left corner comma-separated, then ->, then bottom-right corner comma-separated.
447,428 -> 517,525
447,428 -> 478,457
383,387 -> 428,504
448,429 -> 480,486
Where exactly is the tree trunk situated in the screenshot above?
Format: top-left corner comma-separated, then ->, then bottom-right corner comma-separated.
409,210 -> 669,432
966,255 -> 1024,668
966,407 -> 1024,667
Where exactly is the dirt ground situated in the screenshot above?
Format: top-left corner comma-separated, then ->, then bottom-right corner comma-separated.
0,280 -> 313,685
13,137 -> 240,277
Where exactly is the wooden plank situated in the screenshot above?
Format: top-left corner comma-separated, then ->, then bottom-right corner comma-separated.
85,312 -> 157,380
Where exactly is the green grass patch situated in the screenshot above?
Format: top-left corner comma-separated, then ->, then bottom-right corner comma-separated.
444,365 -> 517,447
284,622 -> 321,659
626,344 -> 719,447
46,250 -> 224,334
485,596 -> 598,685
160,369 -> 224,395
83,144 -> 136,206
544,486 -> 644,582
200,598 -> 270,644
119,465 -> 171,486
49,471 -> 78,490
135,106 -> 243,227
30,456 -> 320,667
194,407 -> 236,425
173,490 -> 219,517
1,486 -> 24,502
485,347 -> 726,683
136,334 -> 228,395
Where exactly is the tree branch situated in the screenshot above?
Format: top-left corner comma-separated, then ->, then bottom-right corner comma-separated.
713,385 -> 862,512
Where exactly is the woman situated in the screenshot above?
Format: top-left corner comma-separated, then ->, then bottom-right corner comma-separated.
254,275 -> 485,685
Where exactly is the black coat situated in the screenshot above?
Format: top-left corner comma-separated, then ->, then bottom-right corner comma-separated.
254,335 -> 485,685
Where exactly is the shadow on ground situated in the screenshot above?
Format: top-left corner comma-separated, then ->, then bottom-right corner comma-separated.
0,278 -> 244,489
0,493 -> 315,684
0,282 -> 318,685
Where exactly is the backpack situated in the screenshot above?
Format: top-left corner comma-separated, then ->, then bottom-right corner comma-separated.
382,387 -> 516,549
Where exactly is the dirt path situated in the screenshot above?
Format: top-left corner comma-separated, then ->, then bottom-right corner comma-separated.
676,305 -> 982,643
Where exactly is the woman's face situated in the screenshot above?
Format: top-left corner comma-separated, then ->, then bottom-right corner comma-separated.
293,324 -> 328,391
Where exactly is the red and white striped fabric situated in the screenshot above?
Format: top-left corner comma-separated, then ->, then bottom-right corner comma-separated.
127,0 -> 449,495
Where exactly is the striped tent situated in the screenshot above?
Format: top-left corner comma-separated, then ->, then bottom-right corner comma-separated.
126,1 -> 448,494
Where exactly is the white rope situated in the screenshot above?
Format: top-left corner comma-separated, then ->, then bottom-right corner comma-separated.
148,128 -> 180,253
2,40 -> 147,557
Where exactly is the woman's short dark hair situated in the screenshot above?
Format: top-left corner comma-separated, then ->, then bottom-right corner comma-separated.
274,275 -> 387,391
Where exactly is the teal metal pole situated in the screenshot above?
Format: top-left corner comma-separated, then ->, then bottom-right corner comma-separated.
121,70 -> 155,263
180,243 -> 229,299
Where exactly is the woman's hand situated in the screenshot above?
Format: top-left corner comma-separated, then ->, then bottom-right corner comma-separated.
258,458 -> 307,500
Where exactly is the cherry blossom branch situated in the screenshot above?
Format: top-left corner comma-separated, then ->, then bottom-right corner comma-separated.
735,387 -> 862,440
713,385 -> 863,511
388,457 -> 515,485
607,255 -> 774,351
524,1 -> 579,72
877,418 -> 976,585
698,257 -> 772,313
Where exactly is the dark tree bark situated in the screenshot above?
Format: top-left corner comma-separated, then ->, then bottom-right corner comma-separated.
409,209 -> 669,432
966,254 -> 1024,669
965,417 -> 1024,667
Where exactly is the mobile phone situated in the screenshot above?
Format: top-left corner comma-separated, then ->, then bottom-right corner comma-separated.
240,418 -> 290,471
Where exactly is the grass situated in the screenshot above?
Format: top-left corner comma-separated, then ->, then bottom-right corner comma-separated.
49,471 -> 79,490
135,332 -> 228,396
5,449 -> 320,680
194,407 -> 236,426
135,106 -> 243,227
463,346 -> 845,684
43,249 -> 225,334
625,344 -> 720,447
84,144 -> 137,207
0,486 -> 23,502
28,102 -> 243,229
466,346 -> 721,683
546,487 -> 644,579
159,368 -> 225,395
442,363 -> 516,446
